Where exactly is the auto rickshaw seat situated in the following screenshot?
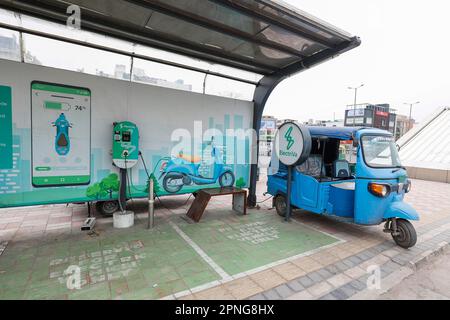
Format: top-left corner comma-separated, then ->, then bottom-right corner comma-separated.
296,155 -> 326,178
333,160 -> 350,179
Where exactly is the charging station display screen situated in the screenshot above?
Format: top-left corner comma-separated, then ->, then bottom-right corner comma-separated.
31,82 -> 91,187
122,131 -> 131,142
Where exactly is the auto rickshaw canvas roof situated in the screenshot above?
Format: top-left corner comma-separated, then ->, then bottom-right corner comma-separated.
307,127 -> 391,141
0,0 -> 361,83
307,126 -> 360,140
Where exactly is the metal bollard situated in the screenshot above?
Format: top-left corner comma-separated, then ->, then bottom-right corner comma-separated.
147,177 -> 154,229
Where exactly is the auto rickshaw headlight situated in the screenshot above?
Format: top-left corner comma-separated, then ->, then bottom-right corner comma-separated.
368,183 -> 391,198
405,180 -> 412,193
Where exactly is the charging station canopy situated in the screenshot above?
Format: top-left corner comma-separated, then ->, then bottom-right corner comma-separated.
0,0 -> 361,207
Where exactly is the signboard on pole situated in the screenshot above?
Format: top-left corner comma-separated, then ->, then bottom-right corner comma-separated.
274,122 -> 311,166
273,121 -> 311,222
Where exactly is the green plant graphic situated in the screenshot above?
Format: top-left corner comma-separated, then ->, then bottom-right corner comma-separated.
100,173 -> 120,198
235,177 -> 246,189
146,173 -> 162,195
86,173 -> 119,200
86,183 -> 106,200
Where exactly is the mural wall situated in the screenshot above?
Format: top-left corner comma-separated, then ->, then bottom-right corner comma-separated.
0,60 -> 254,208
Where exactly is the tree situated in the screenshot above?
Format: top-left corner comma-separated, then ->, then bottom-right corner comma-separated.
86,183 -> 107,200
100,173 -> 120,199
86,173 -> 119,200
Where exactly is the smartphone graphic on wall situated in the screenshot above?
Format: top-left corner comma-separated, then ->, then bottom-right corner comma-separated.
31,81 -> 91,187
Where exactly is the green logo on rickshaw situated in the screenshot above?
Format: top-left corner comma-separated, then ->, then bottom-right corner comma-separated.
285,126 -> 295,150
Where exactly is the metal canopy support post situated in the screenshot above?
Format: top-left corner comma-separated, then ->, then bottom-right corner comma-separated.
248,73 -> 285,207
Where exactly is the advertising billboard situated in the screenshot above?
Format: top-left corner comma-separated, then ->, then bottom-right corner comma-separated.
0,60 -> 253,208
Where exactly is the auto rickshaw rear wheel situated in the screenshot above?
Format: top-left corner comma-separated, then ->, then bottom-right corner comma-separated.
274,195 -> 287,217
391,219 -> 417,249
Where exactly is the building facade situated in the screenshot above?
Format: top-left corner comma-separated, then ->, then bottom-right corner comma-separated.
0,31 -> 20,61
344,103 -> 397,134
395,114 -> 415,140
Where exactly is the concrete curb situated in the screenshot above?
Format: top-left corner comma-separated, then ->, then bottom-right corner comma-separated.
351,241 -> 450,300
408,242 -> 450,271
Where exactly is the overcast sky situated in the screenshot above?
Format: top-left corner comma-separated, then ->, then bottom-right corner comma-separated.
265,0 -> 450,123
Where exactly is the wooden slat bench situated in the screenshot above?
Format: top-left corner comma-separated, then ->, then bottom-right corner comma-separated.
187,187 -> 247,222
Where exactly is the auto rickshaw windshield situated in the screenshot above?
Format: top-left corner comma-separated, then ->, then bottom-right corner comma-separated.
361,135 -> 402,168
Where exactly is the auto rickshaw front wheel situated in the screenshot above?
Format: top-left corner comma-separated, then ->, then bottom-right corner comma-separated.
391,219 -> 417,249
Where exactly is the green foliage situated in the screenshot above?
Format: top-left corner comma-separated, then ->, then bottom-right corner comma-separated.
100,173 -> 120,198
86,183 -> 107,200
235,177 -> 246,189
86,173 -> 119,200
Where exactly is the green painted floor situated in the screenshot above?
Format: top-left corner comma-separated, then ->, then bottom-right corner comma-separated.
0,220 -> 219,300
176,211 -> 338,275
0,211 -> 339,300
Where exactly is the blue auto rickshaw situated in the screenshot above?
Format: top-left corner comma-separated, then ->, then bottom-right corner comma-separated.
267,126 -> 419,248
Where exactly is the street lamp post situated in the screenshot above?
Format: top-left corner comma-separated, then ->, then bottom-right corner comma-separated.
348,84 -> 364,126
403,101 -> 420,131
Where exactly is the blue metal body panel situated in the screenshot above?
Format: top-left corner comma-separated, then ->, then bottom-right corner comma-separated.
383,201 -> 419,221
268,172 -> 339,214
329,185 -> 354,218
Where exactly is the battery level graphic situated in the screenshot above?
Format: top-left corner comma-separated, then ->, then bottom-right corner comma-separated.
44,101 -> 71,111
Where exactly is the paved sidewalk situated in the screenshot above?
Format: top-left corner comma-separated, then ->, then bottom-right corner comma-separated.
186,178 -> 450,300
0,177 -> 449,300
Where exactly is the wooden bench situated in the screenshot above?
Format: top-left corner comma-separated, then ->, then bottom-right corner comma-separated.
187,187 -> 247,222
